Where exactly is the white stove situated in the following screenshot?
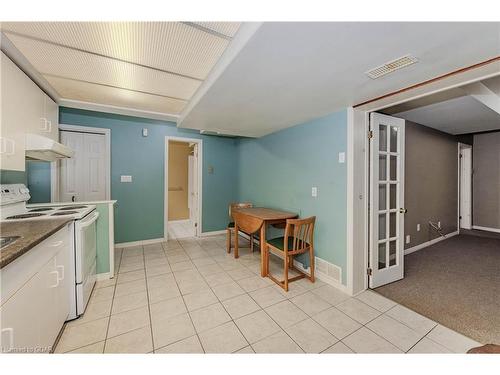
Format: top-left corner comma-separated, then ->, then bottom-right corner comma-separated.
1,184 -> 98,320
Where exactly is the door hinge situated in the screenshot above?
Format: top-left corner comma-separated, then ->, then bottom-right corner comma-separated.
194,222 -> 198,227
460,153 -> 463,158
459,216 -> 462,220
367,268 -> 373,276
368,130 -> 374,139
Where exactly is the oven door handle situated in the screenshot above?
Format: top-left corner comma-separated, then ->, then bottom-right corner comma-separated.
79,211 -> 100,228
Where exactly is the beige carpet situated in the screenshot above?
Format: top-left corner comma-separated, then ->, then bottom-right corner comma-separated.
375,232 -> 500,344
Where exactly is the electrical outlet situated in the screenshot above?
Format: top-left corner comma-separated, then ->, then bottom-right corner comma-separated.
406,235 -> 411,244
338,152 -> 345,163
417,224 -> 420,232
311,187 -> 318,198
120,175 -> 132,182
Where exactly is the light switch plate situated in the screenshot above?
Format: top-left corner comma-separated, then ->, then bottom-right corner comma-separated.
338,152 -> 345,163
311,187 -> 317,197
406,235 -> 411,244
121,175 -> 132,182
417,224 -> 420,231
142,128 -> 148,137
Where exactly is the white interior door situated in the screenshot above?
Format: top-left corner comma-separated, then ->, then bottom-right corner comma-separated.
369,113 -> 406,288
188,144 -> 199,235
459,146 -> 472,229
60,131 -> 107,202
60,131 -> 84,202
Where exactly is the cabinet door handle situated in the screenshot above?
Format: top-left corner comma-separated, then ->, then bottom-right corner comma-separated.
0,137 -> 15,155
57,265 -> 65,281
49,240 -> 63,248
1,328 -> 14,352
50,270 -> 59,288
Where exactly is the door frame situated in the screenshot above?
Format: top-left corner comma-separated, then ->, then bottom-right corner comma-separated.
347,61 -> 500,296
458,143 -> 473,230
164,136 -> 203,240
55,124 -> 111,201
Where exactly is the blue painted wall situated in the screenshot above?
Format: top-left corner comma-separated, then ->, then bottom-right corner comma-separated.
236,110 -> 348,284
60,107 -> 238,243
26,161 -> 51,203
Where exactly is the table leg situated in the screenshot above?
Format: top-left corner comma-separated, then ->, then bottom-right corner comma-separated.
234,222 -> 239,258
260,222 -> 267,277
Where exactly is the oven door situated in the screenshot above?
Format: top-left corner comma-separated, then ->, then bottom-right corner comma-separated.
74,210 -> 99,313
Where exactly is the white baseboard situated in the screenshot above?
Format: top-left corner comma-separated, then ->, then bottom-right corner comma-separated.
238,232 -> 350,294
472,225 -> 500,233
200,229 -> 227,237
96,272 -> 112,281
404,231 -> 459,255
116,237 -> 166,248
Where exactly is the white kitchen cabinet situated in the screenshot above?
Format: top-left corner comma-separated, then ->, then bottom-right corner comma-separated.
0,51 -> 59,171
0,225 -> 72,353
44,95 -> 59,141
1,52 -> 28,171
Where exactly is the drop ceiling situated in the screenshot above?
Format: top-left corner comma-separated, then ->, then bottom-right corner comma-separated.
1,22 -> 499,137
0,22 -> 241,118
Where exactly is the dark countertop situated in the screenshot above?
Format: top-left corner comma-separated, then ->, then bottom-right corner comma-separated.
0,218 -> 73,269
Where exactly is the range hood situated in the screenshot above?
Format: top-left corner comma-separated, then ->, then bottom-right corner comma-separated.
25,133 -> 74,161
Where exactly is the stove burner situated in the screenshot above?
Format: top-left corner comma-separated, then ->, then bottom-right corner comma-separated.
7,213 -> 46,219
51,211 -> 78,216
59,206 -> 87,210
29,208 -> 53,212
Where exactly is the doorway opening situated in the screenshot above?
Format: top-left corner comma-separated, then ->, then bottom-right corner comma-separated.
459,143 -> 473,230
164,137 -> 202,240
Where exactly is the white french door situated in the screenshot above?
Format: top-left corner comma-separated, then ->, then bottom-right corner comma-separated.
60,131 -> 107,202
369,113 -> 406,288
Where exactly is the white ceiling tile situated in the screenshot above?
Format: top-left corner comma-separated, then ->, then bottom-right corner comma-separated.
1,22 -> 230,79
45,75 -> 186,115
191,22 -> 241,37
5,32 -> 201,100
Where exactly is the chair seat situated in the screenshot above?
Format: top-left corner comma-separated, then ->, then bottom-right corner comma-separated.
267,237 -> 310,251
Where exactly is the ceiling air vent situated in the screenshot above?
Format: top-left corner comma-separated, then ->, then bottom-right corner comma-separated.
366,55 -> 418,79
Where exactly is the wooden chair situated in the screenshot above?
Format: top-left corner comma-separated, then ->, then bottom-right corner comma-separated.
227,202 -> 256,254
265,216 -> 316,291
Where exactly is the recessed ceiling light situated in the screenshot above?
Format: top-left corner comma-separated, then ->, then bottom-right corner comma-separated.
366,55 -> 418,79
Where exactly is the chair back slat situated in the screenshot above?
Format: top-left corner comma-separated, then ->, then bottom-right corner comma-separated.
229,202 -> 253,219
284,216 -> 315,252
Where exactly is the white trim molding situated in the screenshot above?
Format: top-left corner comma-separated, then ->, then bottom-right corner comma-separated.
116,237 -> 165,248
59,98 -> 180,123
472,225 -> 500,234
404,231 -> 459,255
200,230 -> 227,237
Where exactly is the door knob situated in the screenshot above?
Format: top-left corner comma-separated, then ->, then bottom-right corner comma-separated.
399,208 -> 407,214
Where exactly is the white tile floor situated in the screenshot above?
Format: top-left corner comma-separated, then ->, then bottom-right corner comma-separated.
54,234 -> 481,354
168,220 -> 195,239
